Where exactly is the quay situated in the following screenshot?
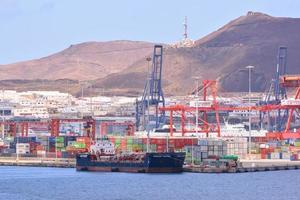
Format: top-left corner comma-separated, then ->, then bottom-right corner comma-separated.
1,157 -> 300,173
0,157 -> 75,168
183,160 -> 300,173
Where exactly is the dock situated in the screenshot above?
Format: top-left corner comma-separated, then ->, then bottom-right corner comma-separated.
0,157 -> 76,168
184,159 -> 300,173
1,157 -> 300,172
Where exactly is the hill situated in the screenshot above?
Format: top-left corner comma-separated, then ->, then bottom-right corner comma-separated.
1,12 -> 300,96
94,12 -> 300,95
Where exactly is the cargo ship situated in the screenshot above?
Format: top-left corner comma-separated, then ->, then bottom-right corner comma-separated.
76,139 -> 185,173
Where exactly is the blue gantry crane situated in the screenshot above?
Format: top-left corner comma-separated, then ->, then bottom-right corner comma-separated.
135,45 -> 165,131
260,46 -> 288,131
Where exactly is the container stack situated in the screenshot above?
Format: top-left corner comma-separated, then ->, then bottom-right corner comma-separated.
36,144 -> 46,157
126,137 -> 133,152
260,139 -> 300,161
16,143 -> 30,155
108,136 -> 197,153
48,137 -> 56,152
36,136 -> 49,152
66,136 -> 90,154
225,137 -> 248,159
185,139 -> 228,164
55,136 -> 65,152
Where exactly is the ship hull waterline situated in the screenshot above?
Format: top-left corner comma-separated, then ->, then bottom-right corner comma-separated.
76,152 -> 185,173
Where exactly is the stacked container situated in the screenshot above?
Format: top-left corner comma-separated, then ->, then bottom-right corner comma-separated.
48,137 -> 56,152
55,136 -> 65,152
225,138 -> 248,159
185,138 -> 228,164
16,143 -> 30,155
36,144 -> 46,157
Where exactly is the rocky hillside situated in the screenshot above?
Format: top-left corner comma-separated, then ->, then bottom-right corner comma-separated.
0,40 -> 154,81
95,12 -> 300,95
1,12 -> 300,96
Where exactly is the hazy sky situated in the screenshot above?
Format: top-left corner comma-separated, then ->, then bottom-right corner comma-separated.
1,0 -> 299,64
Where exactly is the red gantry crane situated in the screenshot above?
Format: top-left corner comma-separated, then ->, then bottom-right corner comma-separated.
159,77 -> 300,140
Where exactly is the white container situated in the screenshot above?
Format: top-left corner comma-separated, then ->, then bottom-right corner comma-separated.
271,152 -> 280,159
16,143 -> 30,152
16,149 -> 30,154
37,150 -> 46,155
200,146 -> 208,151
281,152 -> 291,160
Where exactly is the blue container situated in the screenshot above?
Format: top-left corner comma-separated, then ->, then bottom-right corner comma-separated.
48,137 -> 56,143
290,154 -> 297,161
61,151 -> 69,158
14,136 -> 36,143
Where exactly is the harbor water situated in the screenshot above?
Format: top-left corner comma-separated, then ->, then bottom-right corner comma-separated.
0,166 -> 299,200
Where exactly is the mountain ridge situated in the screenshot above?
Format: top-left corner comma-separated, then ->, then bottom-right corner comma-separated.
1,12 -> 300,96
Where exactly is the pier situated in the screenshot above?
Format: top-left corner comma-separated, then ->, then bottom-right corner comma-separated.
1,157 -> 300,173
184,160 -> 300,173
0,157 -> 75,168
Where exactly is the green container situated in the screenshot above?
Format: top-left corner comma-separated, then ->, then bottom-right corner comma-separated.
142,145 -> 147,151
115,138 -> 121,144
295,142 -> 300,147
56,147 -> 65,151
56,143 -> 65,148
73,142 -> 86,149
127,138 -> 133,144
150,144 -> 156,152
221,155 -> 239,161
56,137 -> 64,143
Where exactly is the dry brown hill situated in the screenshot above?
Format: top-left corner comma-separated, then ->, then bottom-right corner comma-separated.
1,12 -> 300,96
0,40 -> 154,81
94,12 -> 300,95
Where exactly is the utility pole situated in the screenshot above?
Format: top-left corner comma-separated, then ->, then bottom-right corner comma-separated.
246,65 -> 255,157
1,89 -> 4,140
192,77 -> 200,166
1,89 -> 4,138
146,57 -> 151,153
194,77 -> 200,135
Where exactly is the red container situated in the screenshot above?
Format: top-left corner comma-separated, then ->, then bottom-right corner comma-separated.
31,150 -> 37,155
150,138 -> 158,144
121,138 -> 127,149
156,139 -> 166,145
76,137 -> 90,143
49,147 -> 56,153
169,139 -> 175,145
46,152 -> 56,158
268,147 -> 275,153
261,153 -> 267,159
142,138 -> 148,145
36,145 -> 44,151
109,137 -> 115,144
156,145 -> 166,152
260,148 -> 267,154
56,151 -> 62,158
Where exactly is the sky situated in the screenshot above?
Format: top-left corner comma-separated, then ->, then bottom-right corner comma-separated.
1,0 -> 300,64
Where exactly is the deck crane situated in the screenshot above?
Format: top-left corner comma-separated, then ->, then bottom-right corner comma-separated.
135,45 -> 165,131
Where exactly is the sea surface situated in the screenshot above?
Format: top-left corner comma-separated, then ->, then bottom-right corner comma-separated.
0,166 -> 299,200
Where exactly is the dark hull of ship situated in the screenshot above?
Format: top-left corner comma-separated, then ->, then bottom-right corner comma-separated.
76,152 -> 185,173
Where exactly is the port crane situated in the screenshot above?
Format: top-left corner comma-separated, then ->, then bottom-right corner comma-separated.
159,46 -> 300,139
259,47 -> 288,131
135,45 -> 165,131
